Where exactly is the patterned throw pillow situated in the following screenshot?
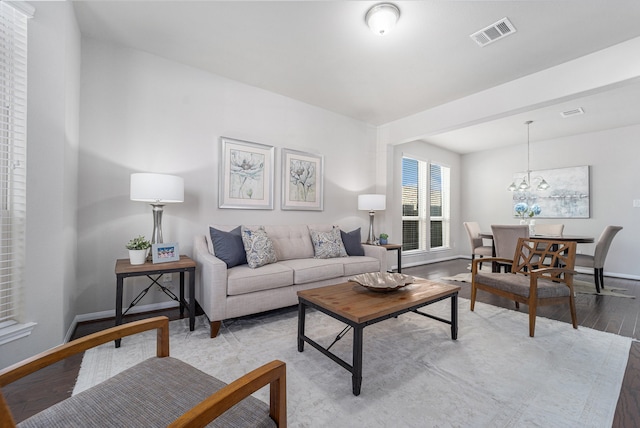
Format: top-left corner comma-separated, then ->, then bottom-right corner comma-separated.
241,226 -> 278,268
310,227 -> 348,259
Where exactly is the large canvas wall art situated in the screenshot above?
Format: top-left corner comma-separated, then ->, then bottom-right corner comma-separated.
512,165 -> 590,218
219,137 -> 274,209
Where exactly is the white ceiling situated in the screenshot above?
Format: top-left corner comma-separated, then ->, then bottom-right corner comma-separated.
72,1 -> 640,153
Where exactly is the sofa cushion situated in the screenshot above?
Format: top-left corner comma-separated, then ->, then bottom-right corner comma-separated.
241,226 -> 278,268
342,256 -> 381,276
279,259 -> 344,284
310,227 -> 348,259
210,226 -> 247,268
263,225 -> 315,261
340,228 -> 365,256
227,263 -> 294,296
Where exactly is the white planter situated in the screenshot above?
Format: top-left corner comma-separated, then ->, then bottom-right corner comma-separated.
128,248 -> 149,265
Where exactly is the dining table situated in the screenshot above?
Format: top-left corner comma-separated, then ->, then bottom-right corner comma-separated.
478,232 -> 594,272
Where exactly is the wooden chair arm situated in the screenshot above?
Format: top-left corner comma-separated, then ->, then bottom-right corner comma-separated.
0,316 -> 170,388
471,257 -> 513,273
168,359 -> 287,428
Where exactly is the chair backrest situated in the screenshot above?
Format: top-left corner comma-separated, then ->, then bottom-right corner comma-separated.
491,225 -> 529,259
463,221 -> 483,250
534,223 -> 564,236
593,226 -> 623,268
511,238 -> 576,285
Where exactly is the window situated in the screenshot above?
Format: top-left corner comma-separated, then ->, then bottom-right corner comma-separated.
0,1 -> 33,345
401,156 -> 450,252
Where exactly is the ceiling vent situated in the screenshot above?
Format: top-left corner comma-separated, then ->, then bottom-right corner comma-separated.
560,107 -> 585,118
470,17 -> 516,47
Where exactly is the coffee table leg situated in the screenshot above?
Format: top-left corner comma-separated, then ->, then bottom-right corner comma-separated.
297,301 -> 306,352
352,325 -> 363,396
451,293 -> 458,340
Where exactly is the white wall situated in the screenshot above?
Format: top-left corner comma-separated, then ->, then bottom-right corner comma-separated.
77,38 -> 378,315
461,124 -> 640,277
0,2 -> 81,369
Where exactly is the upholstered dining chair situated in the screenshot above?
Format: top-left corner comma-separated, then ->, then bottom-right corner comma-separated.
464,221 -> 493,269
574,225 -> 623,293
490,225 -> 529,272
471,238 -> 578,337
534,223 -> 564,236
0,317 -> 287,427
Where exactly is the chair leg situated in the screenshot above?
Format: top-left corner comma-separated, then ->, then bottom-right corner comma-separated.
599,268 -> 605,290
593,268 -> 601,293
569,295 -> 578,329
470,283 -> 477,311
528,301 -> 537,337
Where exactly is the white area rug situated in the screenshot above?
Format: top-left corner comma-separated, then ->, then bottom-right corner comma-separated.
74,299 -> 631,427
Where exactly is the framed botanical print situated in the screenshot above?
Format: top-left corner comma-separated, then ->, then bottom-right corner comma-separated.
219,137 -> 274,209
281,148 -> 324,211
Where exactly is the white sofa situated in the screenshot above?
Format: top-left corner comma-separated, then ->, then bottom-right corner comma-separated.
193,224 -> 387,337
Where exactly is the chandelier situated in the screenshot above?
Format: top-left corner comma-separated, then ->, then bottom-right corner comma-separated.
507,120 -> 550,192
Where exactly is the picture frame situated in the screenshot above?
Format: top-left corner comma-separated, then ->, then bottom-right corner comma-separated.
219,136 -> 275,210
512,165 -> 590,218
152,242 -> 180,263
281,148 -> 324,211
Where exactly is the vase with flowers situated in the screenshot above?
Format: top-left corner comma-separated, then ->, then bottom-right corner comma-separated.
514,202 -> 529,225
527,204 -> 541,235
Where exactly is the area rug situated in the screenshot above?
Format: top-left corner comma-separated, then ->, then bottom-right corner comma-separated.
441,266 -> 635,298
74,299 -> 631,427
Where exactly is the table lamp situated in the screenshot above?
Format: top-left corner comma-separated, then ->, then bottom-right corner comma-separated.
358,194 -> 386,244
130,173 -> 184,244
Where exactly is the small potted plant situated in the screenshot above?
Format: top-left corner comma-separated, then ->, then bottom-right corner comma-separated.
378,233 -> 389,245
126,235 -> 151,265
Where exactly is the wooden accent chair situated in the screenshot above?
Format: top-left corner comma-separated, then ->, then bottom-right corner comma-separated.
0,317 -> 287,427
471,238 -> 577,337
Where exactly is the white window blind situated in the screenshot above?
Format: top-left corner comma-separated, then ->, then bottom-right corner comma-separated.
0,1 -> 28,326
401,156 -> 450,252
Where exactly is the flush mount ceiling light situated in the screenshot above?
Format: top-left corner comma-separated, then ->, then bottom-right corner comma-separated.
365,3 -> 400,36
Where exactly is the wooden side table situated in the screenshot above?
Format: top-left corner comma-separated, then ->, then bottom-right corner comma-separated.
114,255 -> 196,347
364,243 -> 403,273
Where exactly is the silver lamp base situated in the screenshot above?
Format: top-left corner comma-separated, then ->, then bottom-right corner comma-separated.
366,210 -> 376,244
151,203 -> 165,244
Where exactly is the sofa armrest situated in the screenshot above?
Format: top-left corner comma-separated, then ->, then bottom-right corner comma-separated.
193,236 -> 229,324
363,244 -> 388,273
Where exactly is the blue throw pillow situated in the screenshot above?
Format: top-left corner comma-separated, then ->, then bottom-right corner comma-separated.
340,228 -> 365,256
210,226 -> 247,268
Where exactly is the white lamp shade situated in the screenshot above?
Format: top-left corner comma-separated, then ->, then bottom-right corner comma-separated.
130,173 -> 184,203
358,194 -> 386,211
366,3 -> 400,36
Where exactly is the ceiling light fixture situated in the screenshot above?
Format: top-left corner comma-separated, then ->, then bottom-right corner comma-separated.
508,121 -> 550,192
365,3 -> 400,36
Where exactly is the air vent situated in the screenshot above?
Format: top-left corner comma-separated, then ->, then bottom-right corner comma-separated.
470,18 -> 516,47
560,107 -> 585,118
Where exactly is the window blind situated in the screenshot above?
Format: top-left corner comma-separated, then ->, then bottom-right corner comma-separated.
0,2 -> 28,325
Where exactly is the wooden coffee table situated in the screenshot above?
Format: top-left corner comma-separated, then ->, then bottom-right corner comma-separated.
297,279 -> 461,395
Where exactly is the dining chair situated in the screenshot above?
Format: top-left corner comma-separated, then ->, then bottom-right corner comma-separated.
574,225 -> 623,293
534,223 -> 564,236
463,221 -> 493,269
490,225 -> 529,272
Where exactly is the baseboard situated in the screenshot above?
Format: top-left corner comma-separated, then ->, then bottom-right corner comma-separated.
64,301 -> 180,343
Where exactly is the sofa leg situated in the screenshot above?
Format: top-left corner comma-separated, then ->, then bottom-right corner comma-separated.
210,320 -> 222,338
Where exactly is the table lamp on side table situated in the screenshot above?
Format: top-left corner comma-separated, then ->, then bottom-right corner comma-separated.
130,173 -> 184,244
358,194 -> 386,244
